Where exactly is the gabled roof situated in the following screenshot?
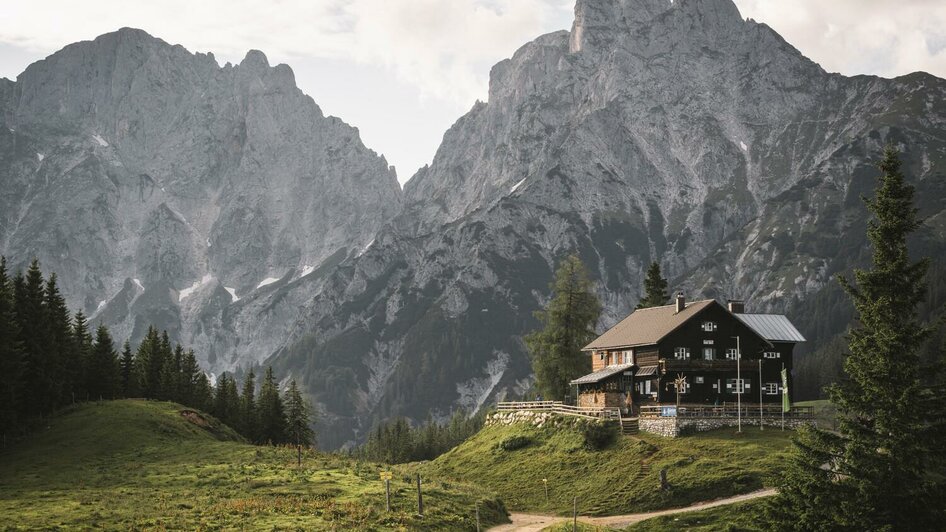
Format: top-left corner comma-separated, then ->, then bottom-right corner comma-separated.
570,363 -> 634,385
582,300 -> 716,351
735,313 -> 806,343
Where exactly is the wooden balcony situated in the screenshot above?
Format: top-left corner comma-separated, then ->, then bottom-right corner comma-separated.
663,358 -> 760,371
639,403 -> 814,420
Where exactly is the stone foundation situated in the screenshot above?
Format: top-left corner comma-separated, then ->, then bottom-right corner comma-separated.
486,410 -> 557,428
577,391 -> 624,408
639,416 -> 811,437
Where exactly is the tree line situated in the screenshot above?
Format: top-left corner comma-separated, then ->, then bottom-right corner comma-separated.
355,409 -> 484,464
0,258 -> 314,451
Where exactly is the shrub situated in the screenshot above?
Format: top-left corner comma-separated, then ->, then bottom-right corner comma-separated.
498,435 -> 532,451
581,421 -> 618,451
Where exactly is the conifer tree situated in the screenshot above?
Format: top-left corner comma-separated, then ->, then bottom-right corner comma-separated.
15,260 -> 55,417
158,344 -> 183,402
73,311 -> 93,401
239,369 -> 258,442
0,257 -> 24,441
45,275 -> 75,404
87,325 -> 120,400
191,370 -> 214,413
213,374 -> 240,428
525,254 -> 602,400
257,367 -> 286,444
284,379 -> 315,464
766,147 -> 946,529
135,327 -> 162,398
636,261 -> 669,309
179,349 -> 201,406
119,341 -> 136,397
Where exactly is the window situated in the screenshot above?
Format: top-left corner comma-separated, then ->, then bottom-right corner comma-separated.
725,378 -> 750,394
764,351 -> 780,359
702,347 -> 715,360
694,376 -> 705,384
622,350 -> 633,364
702,321 -> 717,332
676,381 -> 690,394
765,383 -> 779,395
725,348 -> 739,360
674,347 -> 690,360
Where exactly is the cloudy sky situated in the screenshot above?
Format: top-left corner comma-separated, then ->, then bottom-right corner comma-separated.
2,0 -> 945,184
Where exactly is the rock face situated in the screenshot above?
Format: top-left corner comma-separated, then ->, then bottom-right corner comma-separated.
0,28 -> 402,371
3,1 -> 946,449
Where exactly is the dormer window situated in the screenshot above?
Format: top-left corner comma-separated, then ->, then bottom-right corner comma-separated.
702,321 -> 718,332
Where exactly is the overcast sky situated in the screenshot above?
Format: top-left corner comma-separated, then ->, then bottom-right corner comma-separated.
2,0 -> 945,185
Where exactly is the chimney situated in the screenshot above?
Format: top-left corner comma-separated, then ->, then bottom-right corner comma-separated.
675,292 -> 686,313
728,299 -> 745,314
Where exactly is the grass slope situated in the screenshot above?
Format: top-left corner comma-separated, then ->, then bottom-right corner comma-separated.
0,400 -> 505,530
425,418 -> 792,517
626,498 -> 768,531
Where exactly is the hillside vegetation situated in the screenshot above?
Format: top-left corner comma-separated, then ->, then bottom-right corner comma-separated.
425,417 -> 792,516
0,400 -> 506,530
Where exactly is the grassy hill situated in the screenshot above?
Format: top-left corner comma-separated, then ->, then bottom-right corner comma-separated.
424,417 -> 792,517
0,400 -> 506,530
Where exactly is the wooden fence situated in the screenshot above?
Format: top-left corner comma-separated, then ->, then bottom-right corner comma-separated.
639,403 -> 814,419
496,401 -> 622,421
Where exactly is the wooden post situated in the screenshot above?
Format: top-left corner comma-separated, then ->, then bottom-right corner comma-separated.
759,359 -> 764,431
573,496 -> 578,531
543,478 -> 548,501
416,473 -> 423,517
659,468 -> 668,491
297,444 -> 302,467
385,479 -> 391,512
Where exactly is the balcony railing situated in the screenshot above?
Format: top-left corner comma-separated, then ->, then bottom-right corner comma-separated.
639,403 -> 814,420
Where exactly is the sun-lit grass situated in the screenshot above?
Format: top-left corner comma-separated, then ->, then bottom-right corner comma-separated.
0,400 -> 506,530
625,498 -> 768,531
424,417 -> 792,517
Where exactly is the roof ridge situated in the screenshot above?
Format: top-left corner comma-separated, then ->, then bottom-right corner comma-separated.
634,299 -> 715,311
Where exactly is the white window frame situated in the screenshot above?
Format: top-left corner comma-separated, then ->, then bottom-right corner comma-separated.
677,381 -> 690,394
702,347 -> 715,360
622,350 -> 633,365
725,348 -> 739,360
763,351 -> 780,359
694,376 -> 705,384
726,378 -> 749,394
702,321 -> 718,332
674,347 -> 690,360
765,382 -> 779,395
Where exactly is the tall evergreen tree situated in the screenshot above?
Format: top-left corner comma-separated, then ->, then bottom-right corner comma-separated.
45,275 -> 75,404
87,326 -> 120,400
525,254 -> 602,400
212,374 -> 240,428
0,257 -> 24,441
14,260 -> 55,418
636,261 -> 669,309
284,379 -> 315,464
119,341 -> 136,398
72,311 -> 93,402
766,147 -> 946,529
179,349 -> 201,406
257,367 -> 286,444
239,369 -> 258,443
135,327 -> 162,398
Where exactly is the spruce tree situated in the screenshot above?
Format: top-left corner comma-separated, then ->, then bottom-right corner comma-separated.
636,261 -> 669,309
87,325 -> 120,400
766,147 -> 946,529
15,260 -> 55,418
239,369 -> 258,442
284,379 -> 315,464
0,257 -> 24,441
213,375 -> 240,428
73,311 -> 93,402
179,350 -> 201,406
135,327 -> 162,398
45,275 -> 74,404
119,341 -> 136,398
257,367 -> 286,444
525,254 -> 602,400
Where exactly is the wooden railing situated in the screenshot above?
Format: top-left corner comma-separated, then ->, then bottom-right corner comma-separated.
639,403 -> 814,419
496,401 -> 622,421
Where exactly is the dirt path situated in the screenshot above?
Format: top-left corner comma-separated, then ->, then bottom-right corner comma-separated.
488,488 -> 776,531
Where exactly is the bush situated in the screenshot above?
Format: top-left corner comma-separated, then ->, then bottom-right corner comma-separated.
497,435 -> 532,451
581,421 -> 618,451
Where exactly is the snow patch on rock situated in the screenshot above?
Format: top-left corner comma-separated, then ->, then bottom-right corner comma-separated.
92,134 -> 109,147
510,178 -> 527,193
132,278 -> 144,291
224,287 -> 239,302
179,274 -> 213,301
300,265 -> 314,277
256,277 -> 281,289
36,153 -> 44,161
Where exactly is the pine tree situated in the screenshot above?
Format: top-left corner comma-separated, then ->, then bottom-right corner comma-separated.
0,257 -> 24,441
45,274 -> 75,405
158,344 -> 183,402
239,369 -> 258,443
191,371 -> 213,413
119,341 -> 136,398
179,349 -> 201,406
284,379 -> 315,465
73,311 -> 93,402
636,261 -> 669,309
257,367 -> 286,445
525,254 -> 602,400
213,374 -> 240,428
87,325 -> 120,400
135,327 -> 162,398
766,147 -> 946,529
14,260 -> 55,418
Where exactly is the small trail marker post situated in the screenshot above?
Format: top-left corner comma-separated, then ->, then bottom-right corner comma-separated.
380,471 -> 393,512
573,496 -> 577,531
416,473 -> 423,517
543,478 -> 549,501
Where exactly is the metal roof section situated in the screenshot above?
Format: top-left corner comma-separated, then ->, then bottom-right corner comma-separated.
634,365 -> 659,376
569,363 -> 635,385
735,313 -> 806,343
582,300 -> 716,351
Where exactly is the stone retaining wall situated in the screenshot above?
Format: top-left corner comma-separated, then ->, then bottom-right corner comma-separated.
486,410 -> 558,429
640,416 -> 811,437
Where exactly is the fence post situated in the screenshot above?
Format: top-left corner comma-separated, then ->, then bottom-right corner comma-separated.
573,496 -> 578,531
385,479 -> 391,512
416,473 -> 423,517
